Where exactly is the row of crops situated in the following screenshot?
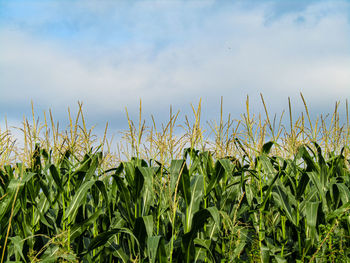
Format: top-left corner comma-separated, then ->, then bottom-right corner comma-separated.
1,140 -> 350,262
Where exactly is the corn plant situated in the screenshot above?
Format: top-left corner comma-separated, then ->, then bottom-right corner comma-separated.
1,95 -> 350,262
1,138 -> 350,262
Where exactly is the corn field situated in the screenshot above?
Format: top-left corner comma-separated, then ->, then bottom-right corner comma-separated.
1,95 -> 350,262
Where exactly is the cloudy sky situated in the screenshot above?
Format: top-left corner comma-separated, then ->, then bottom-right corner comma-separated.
1,0 -> 349,136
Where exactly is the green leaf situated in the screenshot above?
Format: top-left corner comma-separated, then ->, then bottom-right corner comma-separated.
113,174 -> 133,222
87,229 -> 120,251
49,164 -> 63,192
134,216 -> 155,251
94,180 -> 109,210
134,166 -> 145,200
305,201 -> 320,229
170,159 -> 188,198
143,215 -> 154,237
8,236 -> 25,262
185,175 -> 204,233
260,170 -> 281,210
87,228 -> 139,254
70,209 -> 104,240
182,207 -> 220,262
261,141 -> 274,154
259,155 -> 276,178
64,180 -> 95,222
326,201 -> 350,221
147,236 -> 167,263
112,246 -> 129,262
138,167 -> 155,216
296,171 -> 309,200
273,185 -> 297,226
194,238 -> 215,262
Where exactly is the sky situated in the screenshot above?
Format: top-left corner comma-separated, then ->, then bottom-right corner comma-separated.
0,0 -> 350,137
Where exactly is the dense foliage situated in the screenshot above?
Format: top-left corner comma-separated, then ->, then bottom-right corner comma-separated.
1,141 -> 350,262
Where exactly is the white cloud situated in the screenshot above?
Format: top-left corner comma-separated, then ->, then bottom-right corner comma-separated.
0,0 -> 349,129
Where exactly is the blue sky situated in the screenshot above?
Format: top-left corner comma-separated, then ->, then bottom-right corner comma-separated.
1,0 -> 349,136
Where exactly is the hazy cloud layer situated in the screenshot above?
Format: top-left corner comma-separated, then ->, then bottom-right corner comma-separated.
1,0 -> 349,133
